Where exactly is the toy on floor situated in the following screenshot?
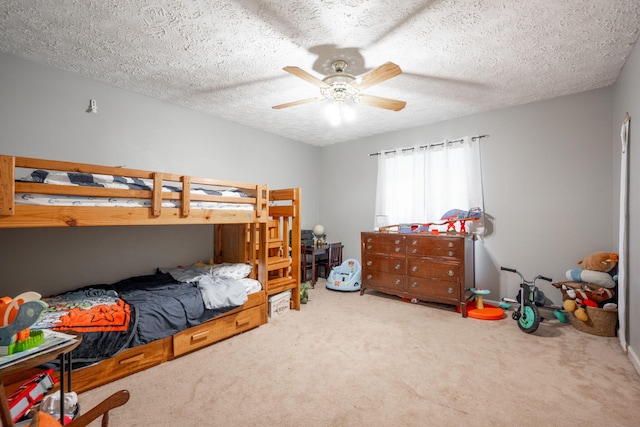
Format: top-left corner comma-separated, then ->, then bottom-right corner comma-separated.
500,267 -> 567,334
326,259 -> 362,291
460,288 -> 505,320
300,282 -> 310,304
554,251 -> 618,323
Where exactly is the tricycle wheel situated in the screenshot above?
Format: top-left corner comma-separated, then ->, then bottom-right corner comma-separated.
518,301 -> 540,334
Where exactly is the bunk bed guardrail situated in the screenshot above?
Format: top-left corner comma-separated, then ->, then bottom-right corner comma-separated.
0,155 -> 269,227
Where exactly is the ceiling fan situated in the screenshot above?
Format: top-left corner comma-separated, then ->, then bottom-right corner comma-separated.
272,60 -> 406,112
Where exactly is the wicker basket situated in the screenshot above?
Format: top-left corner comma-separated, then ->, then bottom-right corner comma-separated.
569,305 -> 618,337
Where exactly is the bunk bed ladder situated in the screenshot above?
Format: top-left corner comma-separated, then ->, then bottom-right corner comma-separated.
266,189 -> 301,310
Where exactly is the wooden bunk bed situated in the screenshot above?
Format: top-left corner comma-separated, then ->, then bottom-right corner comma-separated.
0,154 -> 301,395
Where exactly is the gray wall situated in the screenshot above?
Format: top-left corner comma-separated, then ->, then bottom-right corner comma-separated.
613,39 -> 640,373
321,88 -> 615,305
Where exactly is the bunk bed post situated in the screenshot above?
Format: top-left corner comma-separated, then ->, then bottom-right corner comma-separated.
181,175 -> 191,217
152,172 -> 163,217
257,205 -> 268,296
0,155 -> 15,216
290,188 -> 301,309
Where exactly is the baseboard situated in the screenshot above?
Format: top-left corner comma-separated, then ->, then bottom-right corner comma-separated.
628,344 -> 640,377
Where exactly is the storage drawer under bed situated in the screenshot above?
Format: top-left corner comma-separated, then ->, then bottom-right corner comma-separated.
172,305 -> 265,357
72,336 -> 172,392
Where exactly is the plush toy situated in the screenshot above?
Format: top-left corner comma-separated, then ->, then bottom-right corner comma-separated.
554,281 -> 616,304
557,251 -> 619,323
566,251 -> 618,289
565,269 -> 616,288
563,299 -> 588,322
577,252 -> 618,272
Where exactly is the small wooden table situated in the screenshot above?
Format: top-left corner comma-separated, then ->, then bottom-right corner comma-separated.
0,332 -> 82,426
305,244 -> 328,288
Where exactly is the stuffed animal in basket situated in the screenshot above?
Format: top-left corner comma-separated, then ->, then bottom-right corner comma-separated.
566,251 -> 618,289
557,251 -> 618,322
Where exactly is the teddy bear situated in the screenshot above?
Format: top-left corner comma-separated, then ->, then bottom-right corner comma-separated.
565,251 -> 618,289
555,251 -> 618,322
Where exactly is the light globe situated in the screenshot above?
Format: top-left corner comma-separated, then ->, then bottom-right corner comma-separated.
313,224 -> 325,238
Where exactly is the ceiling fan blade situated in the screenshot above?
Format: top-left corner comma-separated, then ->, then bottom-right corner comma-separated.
283,66 -> 331,88
272,97 -> 321,110
358,94 -> 406,111
352,62 -> 402,91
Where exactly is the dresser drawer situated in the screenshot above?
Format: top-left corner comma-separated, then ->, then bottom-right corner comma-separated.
406,277 -> 461,300
405,236 -> 463,259
173,305 -> 264,357
362,233 -> 405,255
362,270 -> 404,291
362,254 -> 405,274
406,259 -> 461,282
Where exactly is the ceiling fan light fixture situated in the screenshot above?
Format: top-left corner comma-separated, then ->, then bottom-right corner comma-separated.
320,82 -> 359,104
325,100 -> 355,126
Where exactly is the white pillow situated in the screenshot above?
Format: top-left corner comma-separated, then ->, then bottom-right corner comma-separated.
207,262 -> 252,279
565,269 -> 616,288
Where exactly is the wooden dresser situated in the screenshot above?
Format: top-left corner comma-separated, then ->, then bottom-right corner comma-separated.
360,231 -> 474,317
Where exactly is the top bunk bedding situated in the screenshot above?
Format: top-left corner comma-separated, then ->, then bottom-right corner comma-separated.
0,154 -> 269,227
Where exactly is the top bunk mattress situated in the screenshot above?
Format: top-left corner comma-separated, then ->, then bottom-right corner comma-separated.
0,154 -> 269,227
16,169 -> 253,210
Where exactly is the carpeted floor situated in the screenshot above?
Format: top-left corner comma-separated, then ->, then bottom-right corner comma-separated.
79,279 -> 640,426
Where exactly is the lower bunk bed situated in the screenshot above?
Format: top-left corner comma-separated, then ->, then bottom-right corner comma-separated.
4,263 -> 267,395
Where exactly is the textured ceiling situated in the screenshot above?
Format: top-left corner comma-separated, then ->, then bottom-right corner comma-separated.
1,0 -> 639,146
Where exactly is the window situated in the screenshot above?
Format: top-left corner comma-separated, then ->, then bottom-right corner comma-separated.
374,136 -> 484,235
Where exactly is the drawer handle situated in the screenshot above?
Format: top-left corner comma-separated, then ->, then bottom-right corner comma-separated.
367,274 -> 373,280
119,354 -> 144,365
191,331 -> 209,342
395,247 -> 401,252
448,270 -> 454,276
412,248 -> 418,254
411,240 -> 418,245
412,266 -> 419,272
448,287 -> 454,294
236,318 -> 250,327
448,242 -> 454,248
411,282 -> 418,288
395,239 -> 400,244
367,238 -> 372,242
395,279 -> 402,285
395,264 -> 401,270
448,251 -> 454,257
366,260 -> 373,266
367,245 -> 372,250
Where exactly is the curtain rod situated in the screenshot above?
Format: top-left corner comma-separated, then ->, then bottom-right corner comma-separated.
368,134 -> 489,157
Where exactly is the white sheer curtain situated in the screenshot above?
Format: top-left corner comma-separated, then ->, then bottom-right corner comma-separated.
374,136 -> 484,234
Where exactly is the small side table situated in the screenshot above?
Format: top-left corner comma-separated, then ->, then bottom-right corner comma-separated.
0,332 -> 82,426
